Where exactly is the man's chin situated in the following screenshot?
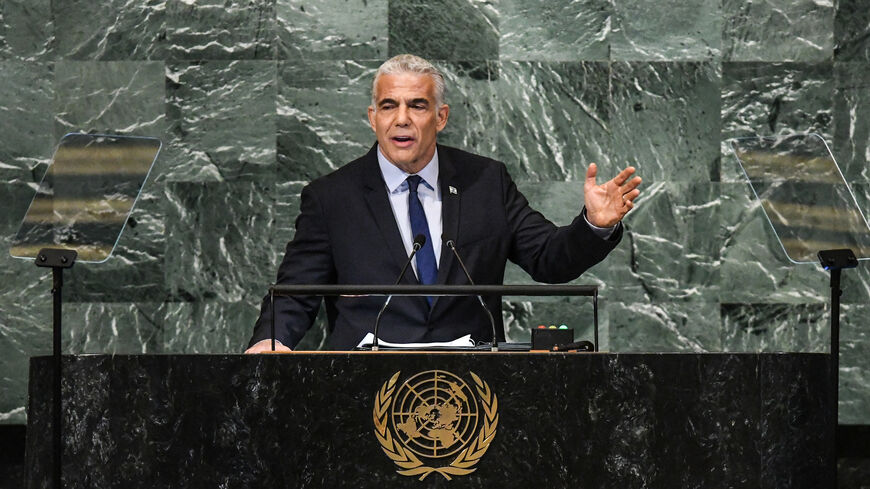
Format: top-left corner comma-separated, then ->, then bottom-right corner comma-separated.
381,150 -> 418,170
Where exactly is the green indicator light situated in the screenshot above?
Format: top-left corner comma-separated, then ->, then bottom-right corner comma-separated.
559,325 -> 568,329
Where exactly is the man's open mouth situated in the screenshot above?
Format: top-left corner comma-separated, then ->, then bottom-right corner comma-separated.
391,136 -> 415,148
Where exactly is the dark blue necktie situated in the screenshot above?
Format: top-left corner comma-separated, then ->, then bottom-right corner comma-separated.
406,175 -> 437,304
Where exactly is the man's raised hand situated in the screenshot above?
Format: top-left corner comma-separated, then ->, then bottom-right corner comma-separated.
584,163 -> 642,228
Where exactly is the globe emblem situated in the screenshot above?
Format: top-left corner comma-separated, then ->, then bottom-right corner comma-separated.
390,370 -> 479,458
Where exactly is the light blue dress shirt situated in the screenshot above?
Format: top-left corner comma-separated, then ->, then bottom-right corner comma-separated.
377,146 -> 443,279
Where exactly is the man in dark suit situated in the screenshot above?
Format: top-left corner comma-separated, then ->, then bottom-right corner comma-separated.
246,54 -> 641,352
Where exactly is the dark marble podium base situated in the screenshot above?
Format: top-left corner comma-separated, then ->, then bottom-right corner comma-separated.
26,353 -> 833,488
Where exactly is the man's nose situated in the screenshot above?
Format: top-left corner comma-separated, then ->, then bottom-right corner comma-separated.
395,104 -> 410,126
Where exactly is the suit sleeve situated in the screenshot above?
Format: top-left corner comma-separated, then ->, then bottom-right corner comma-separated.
501,163 -> 622,283
247,183 -> 336,349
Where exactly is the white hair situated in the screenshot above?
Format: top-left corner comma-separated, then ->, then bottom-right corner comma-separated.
371,54 -> 446,110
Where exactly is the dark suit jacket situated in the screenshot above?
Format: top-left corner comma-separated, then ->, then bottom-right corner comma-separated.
249,144 -> 622,350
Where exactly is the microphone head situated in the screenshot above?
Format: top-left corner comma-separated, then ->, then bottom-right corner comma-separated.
413,234 -> 426,250
442,234 -> 455,248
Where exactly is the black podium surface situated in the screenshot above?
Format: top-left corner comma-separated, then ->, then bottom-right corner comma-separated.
26,353 -> 832,488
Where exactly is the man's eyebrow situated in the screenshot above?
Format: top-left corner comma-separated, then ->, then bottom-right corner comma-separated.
378,97 -> 399,106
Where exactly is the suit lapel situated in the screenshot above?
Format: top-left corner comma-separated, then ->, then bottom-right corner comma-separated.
360,145 -> 418,284
431,146 -> 461,313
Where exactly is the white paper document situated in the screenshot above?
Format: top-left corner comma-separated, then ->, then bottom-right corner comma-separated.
356,333 -> 475,349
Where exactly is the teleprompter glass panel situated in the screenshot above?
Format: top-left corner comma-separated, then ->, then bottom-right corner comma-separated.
729,133 -> 870,264
10,133 -> 161,263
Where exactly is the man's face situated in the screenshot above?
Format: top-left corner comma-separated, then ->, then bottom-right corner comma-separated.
368,73 -> 449,174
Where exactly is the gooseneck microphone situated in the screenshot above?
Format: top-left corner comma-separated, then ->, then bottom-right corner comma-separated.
371,234 -> 426,351
444,237 -> 499,352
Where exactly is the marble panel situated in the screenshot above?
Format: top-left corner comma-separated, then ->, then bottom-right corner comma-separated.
610,62 -> 721,183
277,60 -> 377,182
720,302 -> 828,352
276,0 -> 387,60
437,61 -> 499,157
0,0 -> 51,60
496,61 -> 611,182
53,0 -> 275,60
591,354 -> 764,487
162,60 -> 277,183
722,0 -> 834,62
388,0 -> 498,61
502,182 -> 610,287
162,300 -> 258,353
840,304 -> 870,424
162,0 -> 275,60
719,182 -> 830,303
63,302 -> 163,354
608,301 -> 721,352
833,62 -> 870,184
0,61 -> 53,182
27,354 -> 830,488
835,0 -> 870,62
53,61 -> 166,138
52,0 -> 166,60
759,353 -> 834,488
498,0 -> 609,61
610,0 -> 720,61
163,180 -> 276,304
721,62 -> 834,182
607,182 -> 721,303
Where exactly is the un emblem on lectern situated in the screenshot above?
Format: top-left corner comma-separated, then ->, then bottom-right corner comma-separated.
373,370 -> 498,480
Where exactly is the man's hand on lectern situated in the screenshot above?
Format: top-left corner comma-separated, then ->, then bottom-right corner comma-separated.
245,339 -> 293,353
584,163 -> 642,228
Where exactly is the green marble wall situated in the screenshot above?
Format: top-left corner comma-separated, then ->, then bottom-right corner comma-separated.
0,0 -> 868,425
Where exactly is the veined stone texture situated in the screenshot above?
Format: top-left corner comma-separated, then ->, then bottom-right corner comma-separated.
611,0 -> 721,61
0,0 -> 52,60
835,0 -> 870,62
723,0 -> 834,62
164,60 -> 277,182
0,1 -> 868,427
499,0 -> 609,61
53,0 -> 276,60
277,0 -> 387,60
497,61 -> 611,182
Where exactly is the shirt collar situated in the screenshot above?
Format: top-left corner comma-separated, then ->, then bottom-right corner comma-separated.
377,145 -> 440,194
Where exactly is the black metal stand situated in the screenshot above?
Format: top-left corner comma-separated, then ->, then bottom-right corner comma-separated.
35,248 -> 77,489
817,248 -> 858,489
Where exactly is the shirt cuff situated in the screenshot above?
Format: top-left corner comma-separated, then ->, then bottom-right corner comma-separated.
583,211 -> 619,240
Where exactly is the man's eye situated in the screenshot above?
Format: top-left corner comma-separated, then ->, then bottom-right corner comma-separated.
381,104 -> 395,110
411,104 -> 426,110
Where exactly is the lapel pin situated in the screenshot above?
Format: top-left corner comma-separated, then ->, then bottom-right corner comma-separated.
448,186 -> 458,195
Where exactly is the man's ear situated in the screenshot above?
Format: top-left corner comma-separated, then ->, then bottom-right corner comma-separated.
436,104 -> 449,132
367,105 -> 376,132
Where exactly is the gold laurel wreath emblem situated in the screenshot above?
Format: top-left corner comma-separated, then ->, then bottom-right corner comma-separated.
373,371 -> 499,481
